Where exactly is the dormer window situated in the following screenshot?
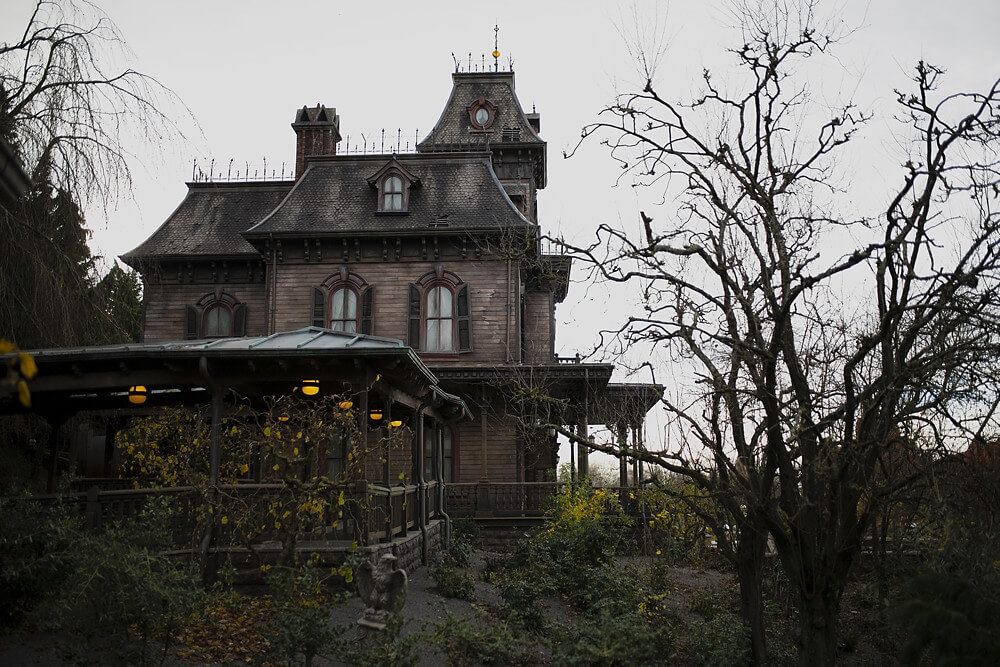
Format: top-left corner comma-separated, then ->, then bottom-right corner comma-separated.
367,158 -> 420,214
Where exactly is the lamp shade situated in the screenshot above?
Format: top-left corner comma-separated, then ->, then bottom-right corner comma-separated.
128,385 -> 147,405
299,379 -> 320,396
369,409 -> 383,421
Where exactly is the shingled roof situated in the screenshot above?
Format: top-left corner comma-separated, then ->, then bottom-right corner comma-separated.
418,71 -> 543,150
121,182 -> 292,263
243,152 -> 533,238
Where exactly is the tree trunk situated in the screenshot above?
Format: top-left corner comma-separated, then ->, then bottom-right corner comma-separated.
797,590 -> 840,666
736,524 -> 769,665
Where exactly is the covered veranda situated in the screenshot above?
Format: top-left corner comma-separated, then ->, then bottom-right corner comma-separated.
1,327 -> 471,571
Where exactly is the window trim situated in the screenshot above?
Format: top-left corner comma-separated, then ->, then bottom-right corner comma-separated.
314,267 -> 373,334
467,97 -> 497,131
408,266 -> 472,355
187,289 -> 246,339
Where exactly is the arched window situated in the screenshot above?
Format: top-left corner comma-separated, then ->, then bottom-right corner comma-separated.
313,268 -> 373,334
186,290 -> 246,339
382,175 -> 403,211
203,303 -> 232,337
329,286 -> 358,333
425,285 -> 454,352
408,266 -> 471,354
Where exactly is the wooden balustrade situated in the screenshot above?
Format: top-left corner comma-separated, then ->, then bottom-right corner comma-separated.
19,479 -> 443,549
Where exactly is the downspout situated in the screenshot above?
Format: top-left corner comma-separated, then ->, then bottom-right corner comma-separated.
506,258 -> 512,362
414,397 -> 430,564
267,234 -> 278,335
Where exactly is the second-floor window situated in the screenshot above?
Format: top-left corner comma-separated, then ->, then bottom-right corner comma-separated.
408,266 -> 471,354
313,268 -> 373,334
425,285 -> 454,352
186,290 -> 247,339
329,286 -> 358,333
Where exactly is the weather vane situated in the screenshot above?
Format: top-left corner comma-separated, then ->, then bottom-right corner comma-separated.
493,24 -> 500,71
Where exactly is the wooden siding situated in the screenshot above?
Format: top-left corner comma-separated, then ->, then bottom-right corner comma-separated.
142,282 -> 268,342
270,258 -> 518,366
523,290 -> 554,363
455,410 -> 520,482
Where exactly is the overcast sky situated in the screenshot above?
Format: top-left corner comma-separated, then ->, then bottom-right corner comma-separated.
3,0 -> 999,453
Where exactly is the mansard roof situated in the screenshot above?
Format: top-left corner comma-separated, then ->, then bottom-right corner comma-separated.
121,181 -> 292,264
243,152 -> 533,238
418,71 -> 543,150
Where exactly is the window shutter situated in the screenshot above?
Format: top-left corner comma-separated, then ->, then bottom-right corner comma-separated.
233,303 -> 247,336
360,286 -> 375,335
408,284 -> 421,349
456,283 -> 472,351
185,305 -> 198,339
311,286 -> 326,328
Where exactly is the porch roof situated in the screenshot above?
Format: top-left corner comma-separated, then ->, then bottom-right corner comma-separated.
2,328 -> 470,420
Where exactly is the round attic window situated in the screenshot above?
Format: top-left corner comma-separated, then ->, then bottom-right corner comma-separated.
468,98 -> 496,130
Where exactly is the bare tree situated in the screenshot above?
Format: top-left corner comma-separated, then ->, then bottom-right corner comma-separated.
1,0 -> 184,208
0,0 -> 188,347
560,2 -> 1000,664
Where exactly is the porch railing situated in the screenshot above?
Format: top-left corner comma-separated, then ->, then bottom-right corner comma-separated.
444,482 -> 646,519
19,479 -> 446,549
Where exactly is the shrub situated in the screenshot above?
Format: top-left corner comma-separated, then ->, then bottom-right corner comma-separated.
430,550 -> 475,600
263,561 -> 348,667
31,496 -> 205,662
551,601 -> 676,666
425,609 -> 537,665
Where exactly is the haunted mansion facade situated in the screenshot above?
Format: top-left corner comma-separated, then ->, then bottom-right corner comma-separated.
122,68 -> 659,489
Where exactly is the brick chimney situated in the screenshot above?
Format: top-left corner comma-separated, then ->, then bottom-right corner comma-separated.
292,105 -> 341,178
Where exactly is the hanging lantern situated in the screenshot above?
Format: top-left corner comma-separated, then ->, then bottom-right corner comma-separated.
128,385 -> 147,405
299,379 -> 320,396
389,419 -> 403,428
369,409 -> 383,421
339,399 -> 354,410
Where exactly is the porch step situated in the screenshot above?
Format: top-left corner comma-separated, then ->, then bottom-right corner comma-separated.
467,516 -> 545,550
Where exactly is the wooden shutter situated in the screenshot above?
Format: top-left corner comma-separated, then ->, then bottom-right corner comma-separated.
233,303 -> 247,336
456,283 -> 471,352
185,305 -> 198,339
360,285 -> 375,335
311,286 -> 326,328
408,284 -> 421,350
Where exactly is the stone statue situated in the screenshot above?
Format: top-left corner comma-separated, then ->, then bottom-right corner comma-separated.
356,553 -> 407,630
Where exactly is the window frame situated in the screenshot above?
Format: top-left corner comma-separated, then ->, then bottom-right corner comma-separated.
367,159 -> 420,215
408,266 -> 472,355
187,290 -> 245,339
314,268 -> 373,334
467,97 -> 497,131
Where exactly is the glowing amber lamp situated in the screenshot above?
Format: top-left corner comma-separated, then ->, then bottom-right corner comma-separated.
299,379 -> 320,396
128,385 -> 147,405
369,409 -> 383,421
390,419 -> 403,428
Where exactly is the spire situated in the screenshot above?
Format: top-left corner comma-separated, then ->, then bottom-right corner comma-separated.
493,25 -> 500,72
